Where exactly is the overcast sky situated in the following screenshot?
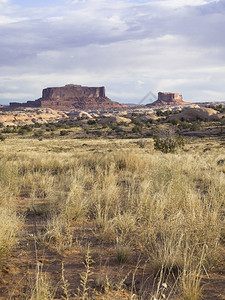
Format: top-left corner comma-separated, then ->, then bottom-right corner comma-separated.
0,0 -> 224,105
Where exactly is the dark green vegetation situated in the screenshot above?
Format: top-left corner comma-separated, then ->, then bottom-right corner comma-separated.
0,110 -> 224,143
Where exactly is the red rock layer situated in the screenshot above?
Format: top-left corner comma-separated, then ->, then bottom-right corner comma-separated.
10,84 -> 125,109
147,92 -> 190,106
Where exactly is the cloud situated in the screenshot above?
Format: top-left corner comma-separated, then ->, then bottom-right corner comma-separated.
151,0 -> 213,8
0,0 -> 225,104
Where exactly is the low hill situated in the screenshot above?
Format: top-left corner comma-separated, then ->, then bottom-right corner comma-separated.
168,107 -> 222,121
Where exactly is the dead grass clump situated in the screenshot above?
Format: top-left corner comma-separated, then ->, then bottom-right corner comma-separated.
0,207 -> 23,262
28,262 -> 57,300
0,159 -> 20,196
42,214 -> 73,253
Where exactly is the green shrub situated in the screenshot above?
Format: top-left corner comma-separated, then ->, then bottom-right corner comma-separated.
2,126 -> 17,134
60,130 -> 69,136
18,125 -> 33,135
18,128 -> 26,135
48,125 -> 56,131
87,119 -> 97,125
179,122 -> 190,130
33,130 -> 44,137
156,109 -> 164,116
94,130 -> 102,136
21,125 -> 32,132
0,134 -> 6,141
190,122 -> 201,131
153,130 -> 184,153
170,118 -> 180,126
132,125 -> 142,134
131,118 -> 143,126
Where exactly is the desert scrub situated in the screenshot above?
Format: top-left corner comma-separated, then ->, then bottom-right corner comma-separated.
0,134 -> 6,141
29,262 -> 57,300
77,246 -> 94,299
153,128 -> 184,153
0,207 -> 23,262
180,245 -> 207,300
0,159 -> 20,196
0,138 -> 224,298
0,161 -> 23,261
42,213 -> 73,253
137,158 -> 223,272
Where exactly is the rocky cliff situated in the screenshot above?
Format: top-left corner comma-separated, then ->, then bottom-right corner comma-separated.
147,92 -> 190,107
10,84 -> 125,110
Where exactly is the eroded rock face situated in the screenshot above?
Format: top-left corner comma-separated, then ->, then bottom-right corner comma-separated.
147,92 -> 189,107
168,107 -> 221,121
0,108 -> 69,126
10,84 -> 125,110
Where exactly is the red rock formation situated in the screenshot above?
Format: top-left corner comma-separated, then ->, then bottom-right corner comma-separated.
147,92 -> 190,107
10,84 -> 125,109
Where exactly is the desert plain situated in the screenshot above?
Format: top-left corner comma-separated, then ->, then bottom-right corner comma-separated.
0,102 -> 225,300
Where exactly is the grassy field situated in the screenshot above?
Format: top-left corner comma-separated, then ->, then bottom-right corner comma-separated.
0,135 -> 224,299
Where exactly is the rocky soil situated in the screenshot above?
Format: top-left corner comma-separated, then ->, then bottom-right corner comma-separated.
0,104 -> 224,127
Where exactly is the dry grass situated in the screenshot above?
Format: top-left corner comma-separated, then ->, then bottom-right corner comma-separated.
0,157 -> 24,263
0,136 -> 224,299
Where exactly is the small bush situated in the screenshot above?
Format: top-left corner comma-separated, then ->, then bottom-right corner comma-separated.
190,122 -> 201,131
132,125 -> 142,134
21,125 -> 33,132
137,139 -> 147,148
156,109 -> 164,116
87,119 -> 97,125
170,118 -> 180,126
2,126 -> 17,134
33,130 -> 44,137
0,134 -> 6,141
18,125 -> 33,135
18,128 -> 27,135
94,130 -> 102,136
217,159 -> 225,166
50,126 -> 57,131
153,129 -> 184,153
131,118 -> 143,127
179,122 -> 190,130
115,243 -> 130,263
60,130 -> 69,136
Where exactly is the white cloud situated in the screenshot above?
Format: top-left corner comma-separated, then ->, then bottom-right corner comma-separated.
151,0 -> 214,8
0,0 -> 225,104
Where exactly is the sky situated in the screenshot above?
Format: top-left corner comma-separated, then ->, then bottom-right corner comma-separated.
0,0 -> 225,105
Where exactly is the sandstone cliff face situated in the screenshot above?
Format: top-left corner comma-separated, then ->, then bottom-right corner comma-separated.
10,84 -> 125,110
42,85 -> 105,101
147,92 -> 189,107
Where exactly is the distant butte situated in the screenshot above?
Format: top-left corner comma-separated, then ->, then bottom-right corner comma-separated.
10,84 -> 126,110
147,92 -> 190,107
